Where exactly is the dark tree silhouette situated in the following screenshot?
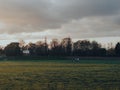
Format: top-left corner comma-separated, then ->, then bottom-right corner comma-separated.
73,40 -> 91,56
4,42 -> 21,56
2,37 -> 120,57
28,43 -> 36,56
50,39 -> 61,56
35,41 -> 48,56
35,41 -> 43,56
0,46 -> 4,56
90,41 -> 105,56
106,48 -> 115,57
61,37 -> 72,56
115,42 -> 120,56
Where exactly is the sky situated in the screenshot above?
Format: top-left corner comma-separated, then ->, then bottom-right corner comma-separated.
0,0 -> 120,46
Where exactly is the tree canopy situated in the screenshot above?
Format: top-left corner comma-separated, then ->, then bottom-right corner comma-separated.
0,37 -> 120,57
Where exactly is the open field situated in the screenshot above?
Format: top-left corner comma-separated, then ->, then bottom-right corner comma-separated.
0,60 -> 120,90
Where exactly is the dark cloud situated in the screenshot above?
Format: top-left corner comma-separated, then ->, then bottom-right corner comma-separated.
0,0 -> 120,39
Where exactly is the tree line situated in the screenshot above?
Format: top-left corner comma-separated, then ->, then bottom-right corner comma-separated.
0,37 -> 120,57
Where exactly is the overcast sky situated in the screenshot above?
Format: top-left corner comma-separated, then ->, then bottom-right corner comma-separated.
0,0 -> 120,45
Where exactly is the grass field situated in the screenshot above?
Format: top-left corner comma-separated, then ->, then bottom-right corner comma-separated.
0,59 -> 120,90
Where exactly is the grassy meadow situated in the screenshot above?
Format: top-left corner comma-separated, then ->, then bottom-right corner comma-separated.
0,59 -> 120,90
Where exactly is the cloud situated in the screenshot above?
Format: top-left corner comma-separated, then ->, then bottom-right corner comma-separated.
58,17 -> 120,38
0,0 -> 120,39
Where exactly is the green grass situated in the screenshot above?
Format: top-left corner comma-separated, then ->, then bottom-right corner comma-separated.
0,60 -> 120,90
